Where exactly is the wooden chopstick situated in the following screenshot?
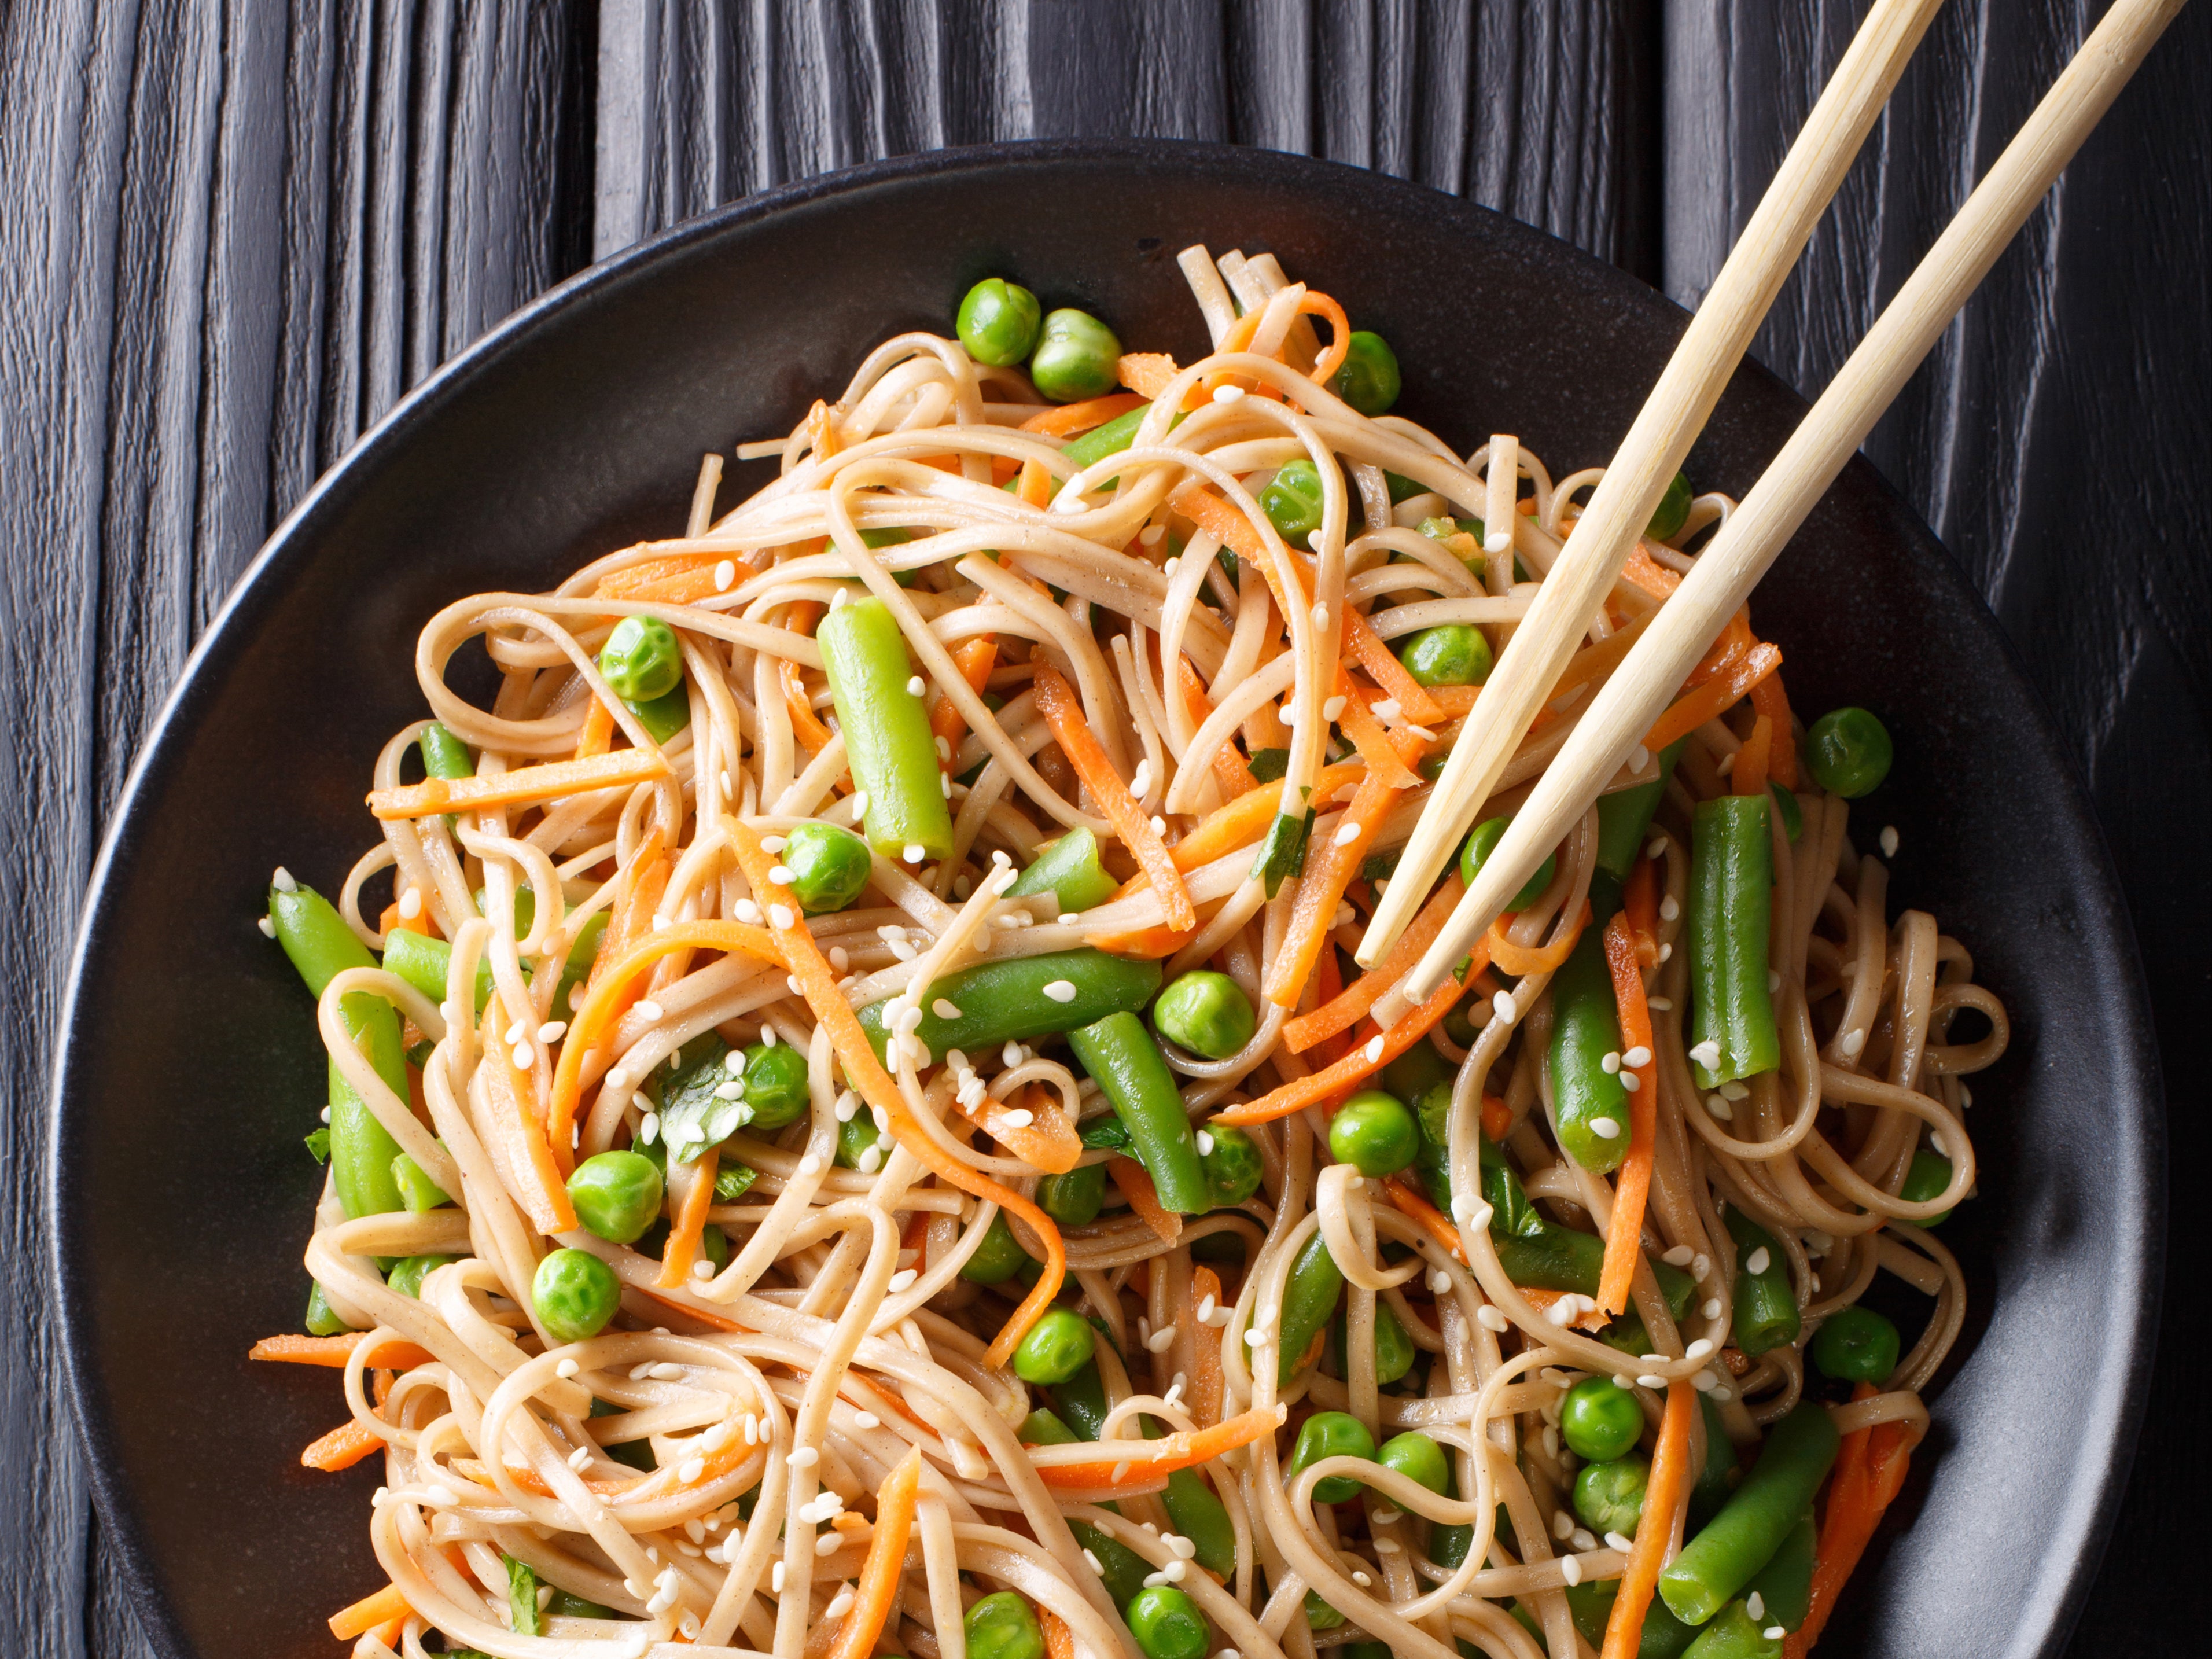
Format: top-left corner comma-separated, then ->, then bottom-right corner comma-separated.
1354,0 -> 1948,969
1401,0 -> 2189,1002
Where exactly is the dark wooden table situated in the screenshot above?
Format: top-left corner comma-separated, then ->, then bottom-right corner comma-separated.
6,4 -> 2204,1653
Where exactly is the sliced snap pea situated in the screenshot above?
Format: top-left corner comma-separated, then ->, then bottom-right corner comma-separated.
1595,740 -> 1686,881
1724,1206 -> 1800,1358
1008,827 -> 1120,914
1658,1402 -> 1839,1627
1276,1232 -> 1345,1386
1551,928 -> 1632,1172
818,595 -> 955,863
1068,1012 -> 1206,1213
1686,794 -> 1781,1089
859,948 -> 1161,1064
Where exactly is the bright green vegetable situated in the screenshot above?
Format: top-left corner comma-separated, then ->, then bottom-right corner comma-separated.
381,909 -> 606,1016
1493,1218 -> 1696,1323
965,1591 -> 1044,1659
1062,404 -> 1153,472
653,1036 -> 748,1163
392,1149 -> 451,1212
1302,1588 -> 1345,1631
958,279 -> 1043,366
508,1555 -> 542,1638
1260,460 -> 1326,549
270,880 -> 406,1220
599,615 -> 683,703
1013,1308 -> 1096,1384
1009,828 -> 1120,914
1561,1376 -> 1645,1462
1810,1305 -> 1900,1383
1125,1586 -> 1208,1659
1030,308 -> 1121,403
1575,1454 -> 1651,1537
818,595 -> 955,863
1459,815 -> 1555,911
1153,970 -> 1256,1060
1687,794 -> 1781,1089
1327,1088 -> 1420,1177
1563,1581 -> 1699,1659
1724,1206 -> 1800,1358
1691,1393 -> 1740,1529
533,1249 -> 621,1342
1331,1301 -> 1415,1385
1289,1411 -> 1376,1503
1275,1231 -> 1345,1385
1162,1467 -> 1239,1576
386,1253 -> 455,1300
1376,1430 -> 1450,1495
1647,472 -> 1694,543
859,949 -> 1161,1065
1743,1512 -> 1816,1634
1899,1147 -> 1956,1225
1595,740 -> 1686,884
1068,1013 -> 1206,1213
1551,929 -> 1632,1174
962,1213 -> 1033,1283
567,1150 -> 664,1244
782,822 -> 873,914
1679,1601 -> 1783,1659
837,1107 -> 886,1171
304,1282 -> 355,1336
1246,804 -> 1316,897
1198,1123 -> 1264,1208
418,720 -> 474,829
1768,781 -> 1804,844
1331,331 -> 1401,415
1071,1520 -> 1152,1608
626,683 -> 690,742
1037,1163 -> 1107,1227
1398,624 -> 1492,687
1805,707 -> 1893,799
735,1041 -> 811,1129
544,1588 -> 617,1620
1658,1402 -> 1840,1627
1021,1408 -> 1080,1446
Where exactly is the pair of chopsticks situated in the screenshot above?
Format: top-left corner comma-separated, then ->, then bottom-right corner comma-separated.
1359,0 -> 2188,999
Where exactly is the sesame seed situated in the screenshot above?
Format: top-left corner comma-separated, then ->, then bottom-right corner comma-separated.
1703,1298 -> 1723,1319
906,676 -> 926,697
1769,969 -> 1783,992
1648,995 -> 1673,1011
888,1269 -> 918,1293
1880,825 -> 1899,858
1631,744 -> 1652,773
398,886 -> 423,921
734,897 -> 761,924
1620,1071 -> 1643,1093
1606,1531 -> 1635,1553
1693,1253 -> 1712,1279
1146,1324 -> 1178,1353
1084,1548 -> 1106,1574
769,865 -> 796,885
1746,1246 -> 1772,1275
1705,1095 -> 1733,1123
902,844 -> 924,865
855,1411 -> 881,1429
1590,1117 -> 1621,1140
1623,1046 -> 1652,1068
933,998 -> 962,1020
1212,384 -> 1245,405
1765,1630 -> 1787,1643
1688,1039 -> 1722,1069
1637,1374 -> 1665,1389
787,1445 -> 819,1467
1110,1461 -> 1131,1481
1002,1108 -> 1034,1128
1333,819 -> 1361,847
538,1020 -> 568,1043
1130,760 -> 1152,796
1150,816 -> 1168,835
271,866 -> 297,893
1322,696 -> 1346,722
1600,1051 -> 1622,1075
1374,698 -> 1401,720
1311,602 -> 1330,630
512,1041 -> 535,1068
1551,1510 -> 1574,1540
1686,1338 -> 1714,1360
1364,1035 -> 1385,1062
555,1357 -> 580,1380
771,1562 -> 786,1592
1349,1569 -> 1371,1587
1561,1553 -> 1584,1587
797,1153 -> 822,1175
568,1445 -> 592,1469
678,1456 -> 705,1483
1839,1027 -> 1867,1057
256,915 -> 275,937
319,1106 -> 331,1124
770,904 -> 796,929
651,1362 -> 685,1381
1043,980 -> 1078,1003
1747,1592 -> 1765,1621
637,998 -> 665,1021
857,1145 -> 882,1173
1478,1305 -> 1510,1333
1493,989 -> 1518,1023
1692,1369 -> 1717,1392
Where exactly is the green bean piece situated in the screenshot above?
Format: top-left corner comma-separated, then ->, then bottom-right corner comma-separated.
1068,1012 -> 1208,1213
1595,740 -> 1687,882
1805,707 -> 1893,799
1162,1468 -> 1238,1576
1647,472 -> 1694,543
965,1591 -> 1044,1659
782,822 -> 872,914
305,1281 -> 356,1336
1398,624 -> 1493,688
381,909 -> 605,1016
1551,929 -> 1633,1173
1009,827 -> 1121,914
1061,404 -> 1153,472
1013,1308 -> 1096,1384
1260,461 -> 1326,549
1459,815 -> 1555,910
1687,794 -> 1782,1089
1563,1581 -> 1701,1659
1030,308 -> 1122,403
1680,1600 -> 1784,1659
1049,1360 -> 1113,1440
1021,1407 -> 1081,1446
1290,1411 -> 1376,1503
836,1106 -> 886,1171
544,1589 -> 617,1620
507,1555 -> 543,1638
567,1150 -> 664,1244
1724,1206 -> 1801,1358
270,880 -> 407,1219
1575,1454 -> 1651,1537
1495,1224 -> 1695,1323
1376,1430 -> 1450,1495
1037,1163 -> 1107,1227
1070,1520 -> 1152,1608
532,1249 -> 621,1342
392,1149 -> 451,1212
1126,1585 -> 1209,1659
1198,1123 -> 1264,1208
1691,1393 -> 1740,1529
1331,331 -> 1401,415
418,720 -> 474,829
1153,969 -> 1256,1060
386,1253 -> 456,1300
1740,1511 -> 1816,1635
962,1213 -> 1033,1283
859,948 -> 1161,1065
1658,1402 -> 1840,1627
1276,1232 -> 1346,1386
1302,1588 -> 1345,1631
817,595 -> 955,863
1768,782 -> 1804,844
1560,1377 -> 1644,1461
1246,805 -> 1316,897
1327,1088 -> 1420,1177
957,279 -> 1043,366
1810,1305 -> 1900,1383
1339,1643 -> 1392,1659
625,683 -> 691,743
1383,470 -> 1426,504
1330,1301 -> 1415,1385
1899,1147 -> 1956,1225
599,616 -> 684,703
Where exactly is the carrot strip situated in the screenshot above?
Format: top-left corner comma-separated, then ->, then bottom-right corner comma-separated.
1040,1608 -> 1079,1659
1110,1158 -> 1183,1245
1264,764 -> 1400,1008
1596,914 -> 1659,1318
1305,944 -> 1350,1069
356,1614 -> 406,1657
250,1333 -> 436,1370
1789,1389 -> 1915,1656
1188,1267 -> 1225,1428
1026,1403 -> 1286,1490
1484,902 -> 1591,977
620,565 -> 726,607
1032,664 -> 1195,931
1342,609 -> 1446,727
1684,610 -> 1755,687
1643,642 -> 1784,754
1382,1175 -> 1468,1263
330,1584 -> 411,1642
595,553 -> 716,599
1083,919 -> 1205,961
785,663 -> 839,755
1214,973 -> 1464,1126
1545,610 -> 1658,707
931,638 -> 999,766
1116,353 -> 1182,401
1623,852 -> 1660,969
1020,392 -> 1147,437
726,822 -> 1065,1369
303,1418 -> 385,1473
1286,878 -> 1470,1052
1751,668 -> 1798,789
656,1146 -> 721,1288
1602,1380 -> 1695,1659
479,999 -> 579,1232
575,697 -> 615,759
806,399 -> 841,460
823,1449 -> 923,1659
1169,762 -> 1365,876
367,749 -> 669,821
1018,457 -> 1054,509
1517,1286 -> 1612,1333
1176,656 -> 1261,800
1334,670 -> 1423,789
1426,684 -> 1481,718
1732,713 -> 1773,798
960,1084 -> 1082,1174
1298,290 -> 1353,383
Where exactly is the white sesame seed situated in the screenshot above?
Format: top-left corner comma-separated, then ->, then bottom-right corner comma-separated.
771,1562 -> 786,1593
888,1268 -> 918,1293
1311,602 -> 1330,630
1694,1253 -> 1712,1279
512,1041 -> 535,1068
855,1411 -> 881,1429
1373,698 -> 1401,720
1043,980 -> 1078,1003
1212,384 -> 1245,405
1880,825 -> 1900,858
734,897 -> 761,924
1685,1338 -> 1714,1360
1840,1027 -> 1867,1057
1600,1051 -> 1622,1075
650,1362 -> 685,1381
902,844 -> 925,865
1607,1531 -> 1635,1553
857,1145 -> 882,1173
398,886 -> 423,921
691,1259 -> 715,1279
1322,696 -> 1347,723
1765,1631 -> 1787,1643
933,998 -> 962,1020
1493,989 -> 1518,1023
272,866 -> 297,893
1243,1327 -> 1267,1348
1638,1374 -> 1665,1389
319,1106 -> 332,1124
906,675 -> 926,697
1364,1035 -> 1386,1063
1544,1299 -> 1574,1327
1769,969 -> 1783,992
675,1455 -> 705,1483
1705,1095 -> 1734,1123
1551,1510 -> 1574,1540
1620,1071 -> 1643,1093
770,904 -> 796,929
1561,1554 -> 1584,1587
1333,819 -> 1362,847
538,1020 -> 568,1044
1349,1569 -> 1370,1588
1648,995 -> 1673,1011
768,865 -> 796,886
1130,759 -> 1152,797
1746,1246 -> 1772,1276
568,1444 -> 592,1469
257,915 -> 275,937
1146,1324 -> 1178,1353
1703,1298 -> 1724,1320
1478,1305 -> 1510,1333
1688,1039 -> 1722,1069
787,1445 -> 819,1467
1590,1117 -> 1621,1140
1623,1046 -> 1652,1068
1002,1108 -> 1034,1128
1084,1548 -> 1106,1574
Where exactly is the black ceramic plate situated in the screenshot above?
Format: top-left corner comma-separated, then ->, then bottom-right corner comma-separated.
52,141 -> 2160,1659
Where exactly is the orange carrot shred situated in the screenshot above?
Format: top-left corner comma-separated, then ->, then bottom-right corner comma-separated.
1286,877 -> 1469,1053
1751,668 -> 1799,789
931,637 -> 999,766
1018,457 -> 1054,509
1643,643 -> 1783,755
594,553 -> 716,599
575,696 -> 615,760
822,1450 -> 923,1659
1298,290 -> 1353,384
303,1417 -> 385,1473
1602,1381 -> 1695,1659
960,1084 -> 1082,1174
330,1584 -> 411,1642
1333,669 -> 1423,789
1032,664 -> 1195,931
1214,971 -> 1466,1126
1263,763 -> 1401,1008
1109,1158 -> 1183,1245
1623,851 -> 1661,969
1175,656 -> 1261,800
1684,610 -> 1755,687
1040,1608 -> 1079,1659
250,1333 -> 435,1370
1026,1404 -> 1284,1491
367,748 -> 669,821
656,1145 -> 721,1288
1597,914 -> 1658,1318
1116,354 -> 1182,401
478,998 -> 578,1232
1019,392 -> 1147,437
1484,902 -> 1591,977
1188,1266 -> 1226,1428
1732,713 -> 1774,798
1382,1175 -> 1467,1263
1789,1386 -> 1915,1656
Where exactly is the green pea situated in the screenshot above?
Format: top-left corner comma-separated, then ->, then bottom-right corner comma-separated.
735,1042 -> 811,1130
1331,1301 -> 1416,1385
1037,1164 -> 1107,1227
1199,1123 -> 1264,1208
1013,1307 -> 1096,1384
1260,460 -> 1326,550
567,1150 -> 664,1244
1574,1454 -> 1650,1537
386,1253 -> 456,1300
965,1591 -> 1045,1659
1806,707 -> 1893,799
1397,624 -> 1493,688
598,615 -> 684,704
1810,1305 -> 1901,1384
1030,308 -> 1121,403
1126,1586 -> 1209,1659
1559,1377 -> 1644,1462
963,1212 -> 1035,1283
1331,330 -> 1401,415
1153,970 -> 1256,1060
1327,1089 -> 1420,1178
957,279 -> 1043,367
782,822 -> 872,915
1647,472 -> 1694,543
1459,815 -> 1555,910
1900,1147 -> 1956,1226
837,1106 -> 886,1169
1289,1410 -> 1376,1503
533,1248 -> 621,1342
1376,1430 -> 1450,1495
1301,1588 -> 1345,1631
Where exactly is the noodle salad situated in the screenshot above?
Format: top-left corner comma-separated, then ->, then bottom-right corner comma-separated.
254,246 -> 2010,1659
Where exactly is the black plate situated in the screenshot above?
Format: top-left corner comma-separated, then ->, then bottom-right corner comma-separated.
51,141 -> 2161,1658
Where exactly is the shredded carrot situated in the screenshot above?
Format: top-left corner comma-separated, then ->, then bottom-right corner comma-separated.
1188,1266 -> 1225,1427
1602,1380 -> 1695,1659
575,696 -> 615,759
656,1145 -> 722,1288
330,1584 -> 412,1642
1018,457 -> 1054,509
960,1084 -> 1082,1174
1484,902 -> 1591,977
303,1417 -> 385,1473
785,663 -> 839,755
1110,1158 -> 1183,1245
1297,290 -> 1353,384
822,1448 -> 922,1659
1333,669 -> 1423,789
1116,353 -> 1182,401
1287,877 -> 1470,1053
1517,1286 -> 1612,1332
356,1614 -> 406,1657
1027,1403 -> 1285,1491
1382,1175 -> 1468,1263
1544,610 -> 1658,708
931,637 -> 999,766
1019,392 -> 1147,437
1342,610 -> 1446,727
1083,918 -> 1206,961
377,902 -> 430,941
726,822 -> 1065,1369
1032,664 -> 1195,931
1264,762 -> 1402,1008
1751,668 -> 1798,789
1176,656 -> 1261,800
1215,971 -> 1464,1126
1596,914 -> 1659,1318
1623,851 -> 1660,969
616,565 -> 727,607
1684,609 -> 1755,687
1039,1607 -> 1079,1659
1304,944 -> 1350,1069
1164,761 -> 1363,877
1732,713 -> 1774,798
806,399 -> 841,460
249,1332 -> 435,1370
1643,642 -> 1784,754
1789,1388 -> 1915,1656
367,748 -> 669,821
595,553 -> 716,599
479,999 -> 579,1232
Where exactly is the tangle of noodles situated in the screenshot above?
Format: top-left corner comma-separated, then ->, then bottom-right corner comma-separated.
262,247 -> 2010,1659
